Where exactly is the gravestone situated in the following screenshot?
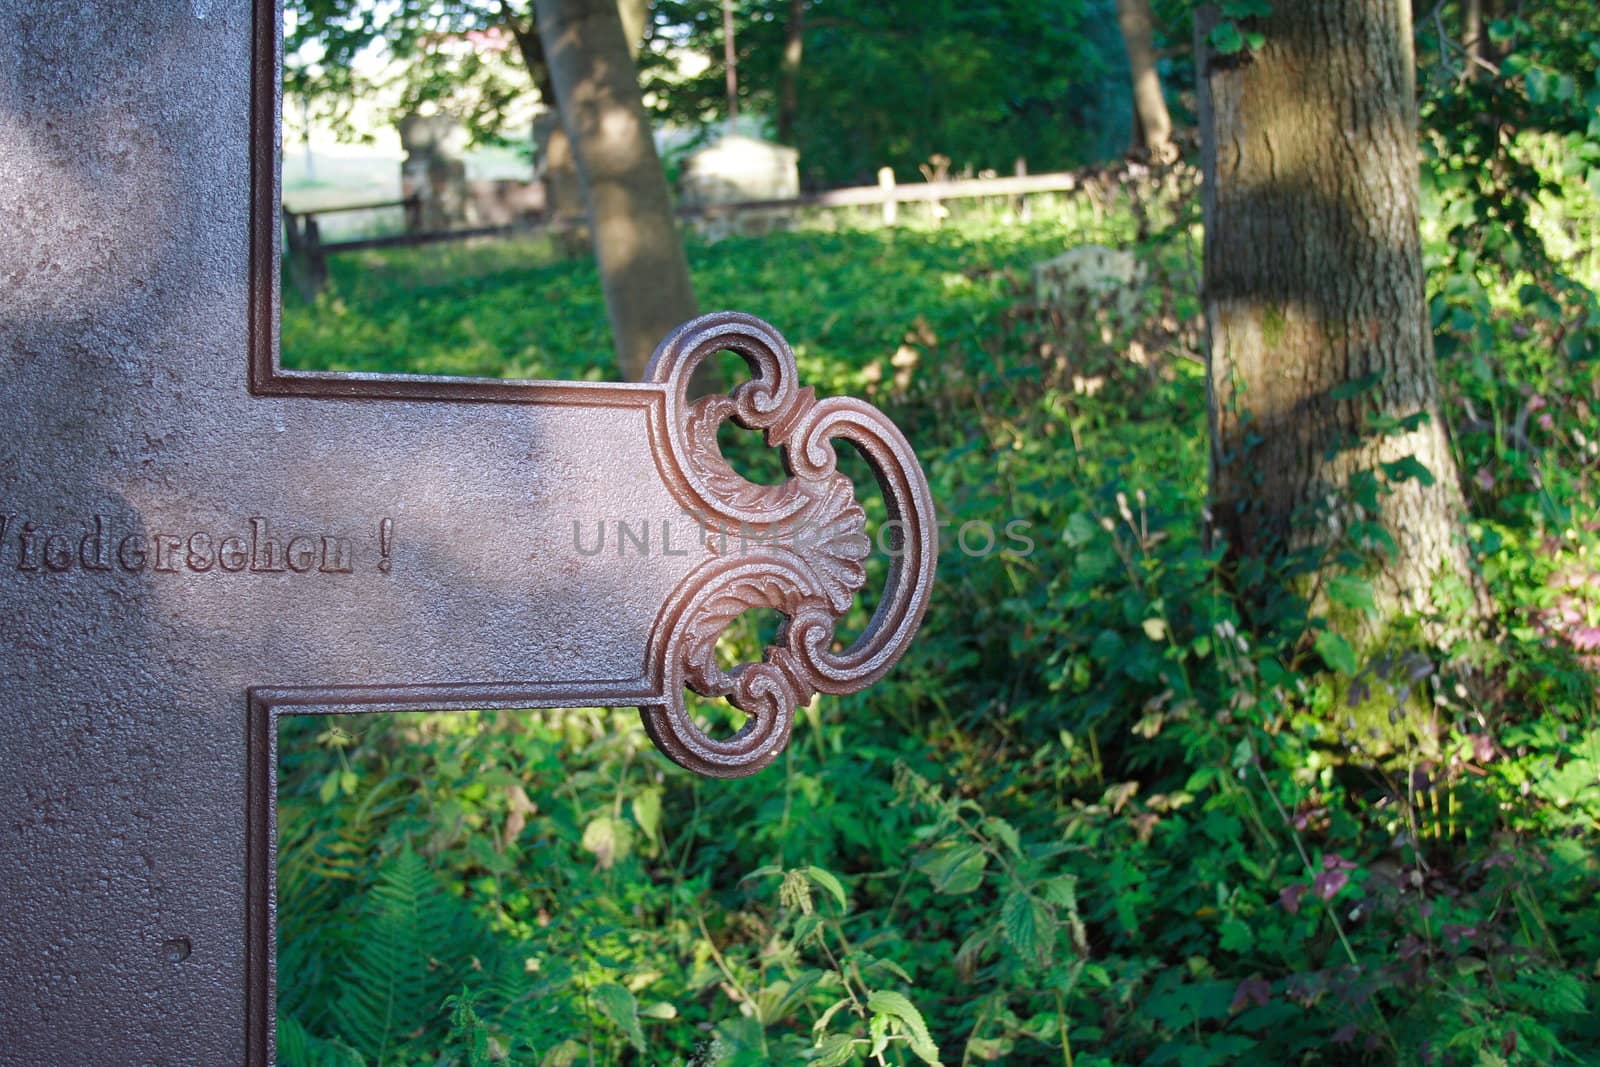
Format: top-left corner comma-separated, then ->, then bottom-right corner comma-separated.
0,4 -> 935,1063
680,134 -> 801,241
1033,243 -> 1148,324
398,112 -> 472,230
679,135 -> 801,209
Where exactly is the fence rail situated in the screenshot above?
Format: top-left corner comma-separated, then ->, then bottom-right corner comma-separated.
283,195 -> 420,217
680,169 -> 1079,217
281,167 -> 1086,294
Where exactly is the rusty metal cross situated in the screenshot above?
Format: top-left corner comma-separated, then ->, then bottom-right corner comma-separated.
0,3 -> 933,1062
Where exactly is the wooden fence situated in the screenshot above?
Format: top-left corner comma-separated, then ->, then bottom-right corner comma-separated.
281,167 -> 1086,294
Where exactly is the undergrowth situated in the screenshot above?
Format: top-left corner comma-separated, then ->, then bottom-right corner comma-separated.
277,147 -> 1600,1065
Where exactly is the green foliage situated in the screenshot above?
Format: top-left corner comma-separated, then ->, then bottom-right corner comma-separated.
647,0 -> 1128,185
284,0 -> 532,147
279,140 -> 1600,1064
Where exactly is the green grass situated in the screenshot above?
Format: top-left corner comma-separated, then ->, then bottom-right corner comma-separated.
281,198 -> 1157,384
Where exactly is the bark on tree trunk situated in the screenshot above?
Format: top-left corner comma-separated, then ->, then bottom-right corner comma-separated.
506,15 -> 586,230
616,0 -> 648,51
1116,0 -> 1175,161
777,0 -> 804,146
722,0 -> 739,127
1463,0 -> 1484,70
1196,0 -> 1485,641
533,0 -> 699,382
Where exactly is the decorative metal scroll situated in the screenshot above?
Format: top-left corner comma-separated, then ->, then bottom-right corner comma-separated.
640,312 -> 938,778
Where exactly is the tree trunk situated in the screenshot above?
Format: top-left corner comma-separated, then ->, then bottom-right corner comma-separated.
533,0 -> 699,382
616,0 -> 648,51
1196,0 -> 1484,641
1462,0 -> 1484,71
1116,0 -> 1174,161
721,0 -> 739,127
777,0 -> 804,145
506,15 -> 587,229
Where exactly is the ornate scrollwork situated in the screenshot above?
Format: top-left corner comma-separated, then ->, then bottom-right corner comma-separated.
641,312 -> 937,778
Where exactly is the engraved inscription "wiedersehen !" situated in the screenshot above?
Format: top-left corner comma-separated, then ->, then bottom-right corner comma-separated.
0,514 -> 394,575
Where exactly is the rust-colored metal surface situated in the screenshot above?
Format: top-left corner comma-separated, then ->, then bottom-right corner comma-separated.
0,0 -> 934,1063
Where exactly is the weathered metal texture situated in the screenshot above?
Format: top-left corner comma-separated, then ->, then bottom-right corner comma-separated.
0,0 -> 935,1062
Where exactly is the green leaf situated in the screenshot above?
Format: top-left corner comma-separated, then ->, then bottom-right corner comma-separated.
867,990 -> 942,1065
813,996 -> 854,1038
1064,511 -> 1101,547
1329,371 -> 1383,400
741,864 -> 785,882
1040,874 -> 1080,910
810,1033 -> 858,1067
914,842 -> 988,895
540,1039 -> 585,1067
591,982 -> 646,1052
581,816 -> 631,870
1381,455 -> 1436,486
1002,890 -> 1037,957
805,866 -> 849,912
1219,918 -> 1255,952
1221,0 -> 1271,17
1326,575 -> 1377,617
983,816 -> 1023,858
632,788 -> 662,846
1209,21 -> 1245,54
869,1011 -> 891,1059
1002,890 -> 1053,970
1314,631 -> 1359,676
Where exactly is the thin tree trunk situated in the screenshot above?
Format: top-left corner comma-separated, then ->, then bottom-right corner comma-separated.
1116,0 -> 1174,160
1196,0 -> 1485,642
722,0 -> 739,128
777,0 -> 804,145
1481,0 -> 1503,62
1463,0 -> 1484,73
533,0 -> 698,381
506,16 -> 586,226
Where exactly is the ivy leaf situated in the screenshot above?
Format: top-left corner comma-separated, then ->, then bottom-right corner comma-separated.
1210,21 -> 1246,55
1220,918 -> 1256,952
1314,631 -> 1360,676
1330,371 -> 1384,400
591,982 -> 646,1052
866,990 -> 941,1065
1221,0 -> 1272,17
1381,456 -> 1436,486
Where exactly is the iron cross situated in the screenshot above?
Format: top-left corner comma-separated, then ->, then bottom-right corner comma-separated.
0,2 -> 934,1061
